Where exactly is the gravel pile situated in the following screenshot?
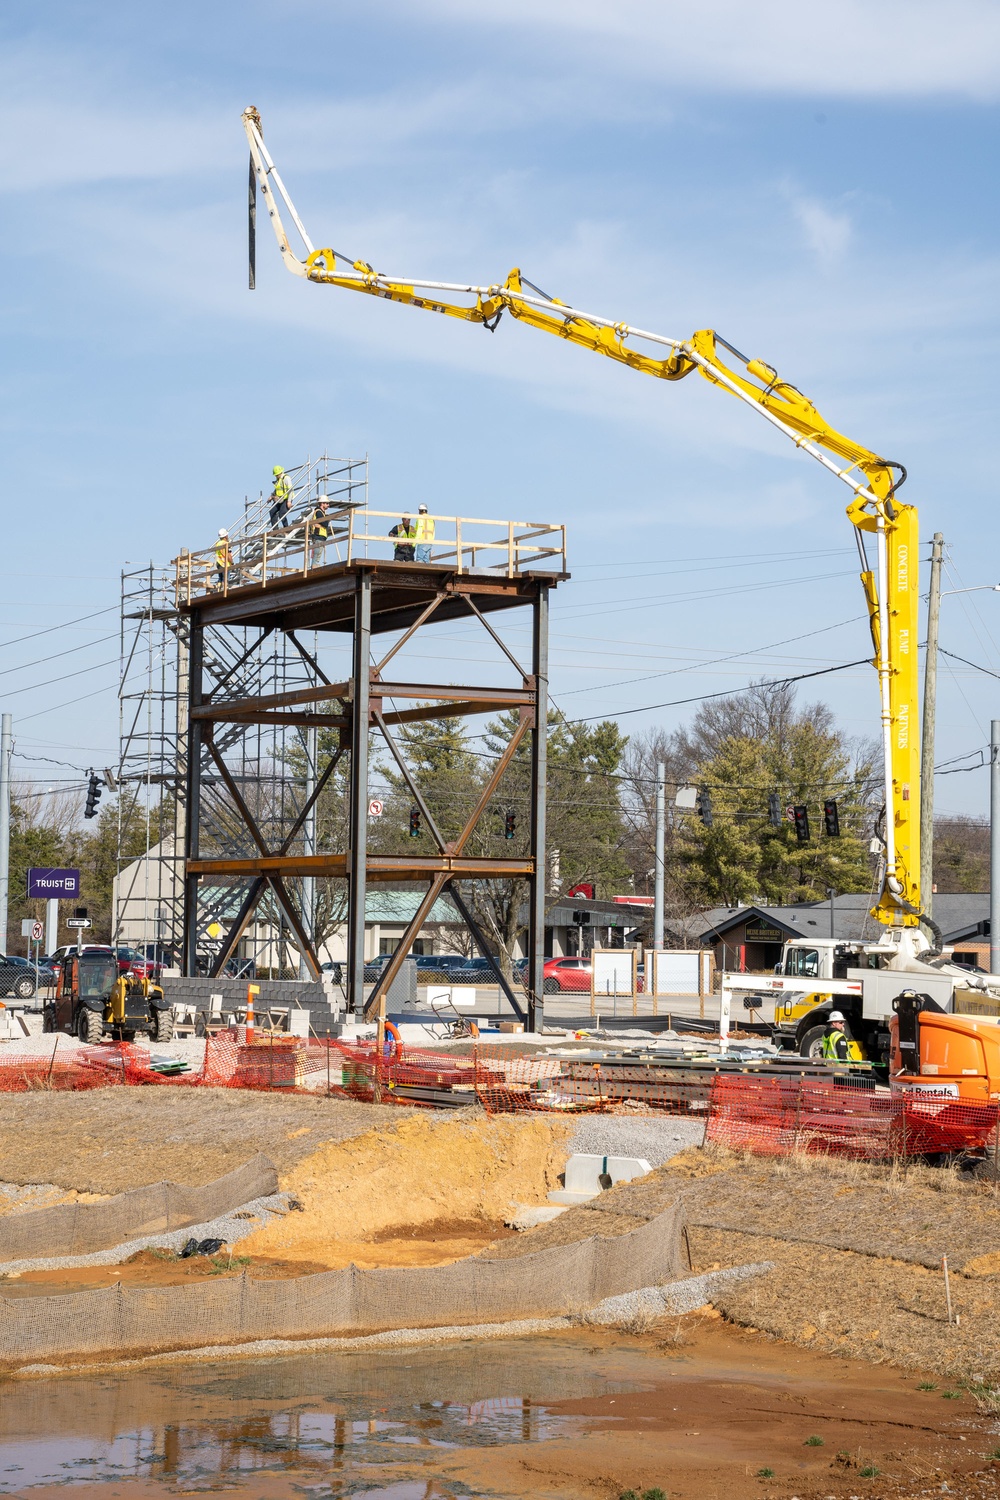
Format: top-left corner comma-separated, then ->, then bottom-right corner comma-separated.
583,1263 -> 775,1325
568,1114 -> 704,1168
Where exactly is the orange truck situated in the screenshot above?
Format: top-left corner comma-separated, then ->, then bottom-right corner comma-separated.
889,990 -> 1000,1166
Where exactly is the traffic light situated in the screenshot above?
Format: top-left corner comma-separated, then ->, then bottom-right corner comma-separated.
504,811 -> 516,840
409,807 -> 421,838
697,787 -> 713,827
84,772 -> 102,819
823,799 -> 841,837
768,793 -> 782,829
792,805 -> 810,843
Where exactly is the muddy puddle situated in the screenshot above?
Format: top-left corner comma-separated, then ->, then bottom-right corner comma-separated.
0,1324 -> 993,1499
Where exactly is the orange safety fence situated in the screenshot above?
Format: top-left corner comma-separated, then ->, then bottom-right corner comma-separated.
2,1035 -> 997,1163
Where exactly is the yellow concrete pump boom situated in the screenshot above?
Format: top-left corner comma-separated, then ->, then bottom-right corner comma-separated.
241,105 -> 927,942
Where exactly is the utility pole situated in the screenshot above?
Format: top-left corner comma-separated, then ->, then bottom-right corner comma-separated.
992,720 -> 1000,974
920,532 -> 944,921
653,762 -> 665,951
0,714 -> 11,953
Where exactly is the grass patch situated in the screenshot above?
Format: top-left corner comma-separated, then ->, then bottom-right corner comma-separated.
917,1381 -> 936,1390
942,1390 -> 961,1400
756,1469 -> 774,1479
859,1465 -> 880,1478
209,1254 -> 250,1276
803,1435 -> 824,1446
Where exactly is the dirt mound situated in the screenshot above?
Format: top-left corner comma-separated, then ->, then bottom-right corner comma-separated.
239,1112 -> 571,1266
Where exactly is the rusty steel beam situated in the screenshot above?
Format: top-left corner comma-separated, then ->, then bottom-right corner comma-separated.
186,853 -> 534,880
191,680 -> 350,718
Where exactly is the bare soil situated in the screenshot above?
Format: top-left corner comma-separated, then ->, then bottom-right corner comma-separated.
5,1321 -> 998,1500
0,1088 -> 419,1193
425,1320 -> 1000,1500
0,1216 -> 520,1296
237,1111 -> 570,1264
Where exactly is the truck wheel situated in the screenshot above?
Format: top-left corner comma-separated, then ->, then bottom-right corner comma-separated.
152,1007 -> 175,1043
798,1024 -> 829,1059
76,1006 -> 103,1045
41,1005 -> 56,1033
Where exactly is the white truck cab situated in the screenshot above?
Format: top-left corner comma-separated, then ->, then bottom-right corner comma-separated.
726,933 -> 1000,1062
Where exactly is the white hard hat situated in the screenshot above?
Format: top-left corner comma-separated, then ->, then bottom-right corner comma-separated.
418,503 -> 428,512
218,528 -> 228,536
828,1010 -> 846,1023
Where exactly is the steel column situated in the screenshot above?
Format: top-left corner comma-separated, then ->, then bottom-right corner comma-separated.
347,574 -> 372,1019
182,614 -> 204,976
527,583 -> 549,1031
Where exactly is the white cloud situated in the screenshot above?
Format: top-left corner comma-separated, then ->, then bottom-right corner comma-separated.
402,0 -> 1000,99
788,193 -> 853,267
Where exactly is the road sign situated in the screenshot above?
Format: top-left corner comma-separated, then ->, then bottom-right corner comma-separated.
27,867 -> 80,899
66,917 -> 92,930
368,799 -> 384,817
31,921 -> 44,943
20,919 -> 34,938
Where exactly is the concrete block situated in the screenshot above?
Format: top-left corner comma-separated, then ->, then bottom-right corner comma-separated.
548,1152 -> 653,1206
287,1009 -> 310,1038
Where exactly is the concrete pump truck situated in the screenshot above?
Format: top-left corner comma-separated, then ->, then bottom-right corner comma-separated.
237,106 -> 1000,1109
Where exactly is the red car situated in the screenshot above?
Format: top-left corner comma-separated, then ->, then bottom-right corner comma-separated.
542,955 -> 644,994
115,946 -> 164,981
542,957 -> 593,993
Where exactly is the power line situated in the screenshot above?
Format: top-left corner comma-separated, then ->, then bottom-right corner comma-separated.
0,632 -> 119,681
938,647 -> 1000,681
562,657 -> 871,724
558,615 -> 865,697
0,605 -> 118,650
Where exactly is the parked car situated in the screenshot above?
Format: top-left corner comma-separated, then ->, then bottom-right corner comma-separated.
542,956 -> 593,993
541,955 -> 644,995
414,954 -> 467,972
114,945 -> 164,981
0,954 -> 57,999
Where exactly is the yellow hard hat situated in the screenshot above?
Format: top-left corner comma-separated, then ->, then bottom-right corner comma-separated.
272,465 -> 284,475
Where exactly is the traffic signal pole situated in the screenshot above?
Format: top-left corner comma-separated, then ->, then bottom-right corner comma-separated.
0,714 -> 10,952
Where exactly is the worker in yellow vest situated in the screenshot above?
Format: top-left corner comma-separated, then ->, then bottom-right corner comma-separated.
214,528 -> 233,590
414,504 -> 435,563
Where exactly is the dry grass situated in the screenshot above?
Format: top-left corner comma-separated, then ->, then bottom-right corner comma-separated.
0,1089 -> 421,1193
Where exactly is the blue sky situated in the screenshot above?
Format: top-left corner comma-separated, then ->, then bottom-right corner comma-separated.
4,0 -> 1000,816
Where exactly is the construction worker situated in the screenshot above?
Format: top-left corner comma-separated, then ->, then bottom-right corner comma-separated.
307,498 -> 331,568
389,514 -> 416,562
414,503 -> 435,563
268,465 -> 293,528
821,1010 -> 852,1062
214,528 -> 233,590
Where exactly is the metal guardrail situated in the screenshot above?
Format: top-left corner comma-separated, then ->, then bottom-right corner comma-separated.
173,505 -> 567,605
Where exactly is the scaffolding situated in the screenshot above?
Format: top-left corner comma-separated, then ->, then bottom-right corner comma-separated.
116,456 -> 367,974
176,486 -> 566,1026
119,450 -> 567,1021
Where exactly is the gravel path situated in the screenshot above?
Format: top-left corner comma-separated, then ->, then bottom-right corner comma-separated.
0,1193 -> 291,1276
568,1115 -> 704,1167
